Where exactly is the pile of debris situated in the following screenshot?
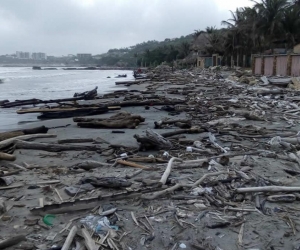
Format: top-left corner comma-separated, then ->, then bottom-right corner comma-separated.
2,66 -> 300,249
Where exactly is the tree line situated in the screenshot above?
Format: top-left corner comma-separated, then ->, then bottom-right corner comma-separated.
96,0 -> 300,67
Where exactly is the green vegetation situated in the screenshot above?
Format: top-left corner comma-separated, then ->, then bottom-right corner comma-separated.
219,0 -> 300,57
95,0 -> 300,67
96,35 -> 193,67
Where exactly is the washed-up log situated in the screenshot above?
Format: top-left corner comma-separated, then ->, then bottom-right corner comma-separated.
107,99 -> 185,107
160,127 -> 205,138
77,112 -> 145,129
1,87 -> 98,108
134,129 -> 173,150
154,119 -> 192,129
57,138 -> 94,144
268,78 -> 291,86
0,134 -> 57,150
15,140 -> 101,152
77,119 -> 141,129
115,79 -> 147,85
236,186 -> 300,193
256,89 -> 286,96
17,106 -> 107,114
0,235 -> 26,249
37,107 -> 110,120
0,152 -> 16,161
73,113 -> 144,123
23,125 -> 49,134
127,157 -> 168,163
0,100 -> 9,106
74,86 -> 97,99
79,176 -> 131,188
0,131 -> 24,142
0,126 -> 49,142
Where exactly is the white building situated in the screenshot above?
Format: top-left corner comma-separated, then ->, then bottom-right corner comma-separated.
16,51 -> 31,59
32,52 -> 47,60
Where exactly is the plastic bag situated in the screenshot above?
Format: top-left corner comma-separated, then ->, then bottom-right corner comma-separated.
80,215 -> 118,233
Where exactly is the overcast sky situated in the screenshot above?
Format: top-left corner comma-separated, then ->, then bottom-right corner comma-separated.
0,0 -> 253,56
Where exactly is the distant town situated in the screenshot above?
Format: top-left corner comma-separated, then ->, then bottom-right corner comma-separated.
0,51 -> 98,66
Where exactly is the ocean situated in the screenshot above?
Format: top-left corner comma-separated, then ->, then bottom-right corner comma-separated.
0,67 -> 133,131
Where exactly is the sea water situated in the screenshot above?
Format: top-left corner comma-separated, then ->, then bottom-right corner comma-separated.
0,67 -> 133,131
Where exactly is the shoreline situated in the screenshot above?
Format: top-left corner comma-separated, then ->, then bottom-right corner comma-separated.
0,66 -> 300,249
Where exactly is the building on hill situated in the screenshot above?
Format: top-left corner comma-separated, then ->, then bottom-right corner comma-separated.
77,54 -> 92,59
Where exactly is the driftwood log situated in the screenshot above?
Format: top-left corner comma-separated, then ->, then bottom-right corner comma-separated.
0,152 -> 16,161
154,119 -> 192,129
0,126 -> 49,142
0,134 -> 57,150
107,99 -> 185,107
0,235 -> 26,249
37,107 -> 109,120
1,87 -> 98,108
160,127 -> 205,138
15,140 -> 101,152
134,129 -> 173,150
76,112 -> 145,129
236,186 -> 300,193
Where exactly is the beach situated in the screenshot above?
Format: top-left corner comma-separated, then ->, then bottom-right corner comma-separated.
1,66 -> 300,249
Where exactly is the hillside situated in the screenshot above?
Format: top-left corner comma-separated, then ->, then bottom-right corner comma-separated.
95,34 -> 193,67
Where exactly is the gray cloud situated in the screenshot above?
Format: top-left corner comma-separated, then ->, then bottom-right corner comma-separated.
0,0 -> 252,56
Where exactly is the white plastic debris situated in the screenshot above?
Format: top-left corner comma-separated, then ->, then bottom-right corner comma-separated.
148,154 -> 155,158
191,187 -> 213,196
228,98 -> 239,103
179,243 -> 187,249
120,153 -> 128,157
163,151 -> 169,157
186,147 -> 193,152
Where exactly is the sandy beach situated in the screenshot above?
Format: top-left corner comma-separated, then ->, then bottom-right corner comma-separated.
1,66 -> 300,250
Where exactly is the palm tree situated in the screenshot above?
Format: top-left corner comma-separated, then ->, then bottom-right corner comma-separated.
193,29 -> 205,40
282,5 -> 300,47
252,0 -> 290,48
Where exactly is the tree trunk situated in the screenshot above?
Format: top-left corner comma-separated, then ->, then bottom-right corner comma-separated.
15,140 -> 101,152
0,134 -> 57,150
